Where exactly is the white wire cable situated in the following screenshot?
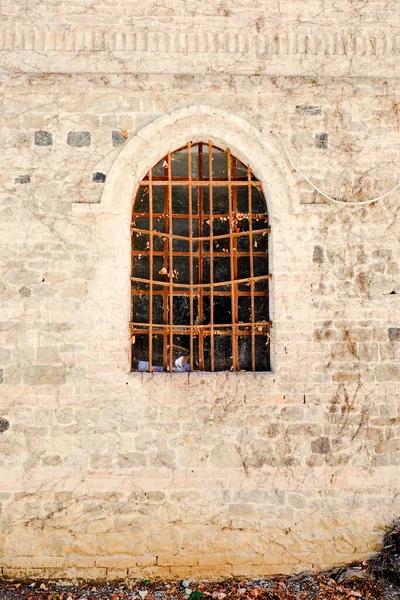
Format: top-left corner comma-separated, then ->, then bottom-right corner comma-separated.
270,130 -> 400,206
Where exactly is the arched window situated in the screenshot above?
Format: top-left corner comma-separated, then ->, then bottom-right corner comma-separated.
131,142 -> 271,373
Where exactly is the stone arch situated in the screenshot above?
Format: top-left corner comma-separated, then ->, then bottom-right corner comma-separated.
100,105 -> 294,218
79,106 -> 295,373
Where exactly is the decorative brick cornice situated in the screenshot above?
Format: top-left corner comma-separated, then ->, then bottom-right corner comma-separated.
1,24 -> 399,76
1,25 -> 399,56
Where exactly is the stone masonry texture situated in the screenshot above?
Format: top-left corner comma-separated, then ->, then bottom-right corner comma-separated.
0,0 -> 400,582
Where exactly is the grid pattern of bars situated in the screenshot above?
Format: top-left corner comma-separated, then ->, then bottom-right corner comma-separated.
130,142 -> 271,372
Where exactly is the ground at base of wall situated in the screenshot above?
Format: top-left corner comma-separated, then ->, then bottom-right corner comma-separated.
0,571 -> 399,600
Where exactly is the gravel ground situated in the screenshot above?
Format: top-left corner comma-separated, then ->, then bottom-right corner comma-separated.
0,571 -> 398,600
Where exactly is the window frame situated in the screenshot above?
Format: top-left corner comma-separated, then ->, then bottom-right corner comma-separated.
130,141 -> 272,373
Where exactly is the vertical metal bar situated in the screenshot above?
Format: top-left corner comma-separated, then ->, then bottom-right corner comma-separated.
209,142 -> 214,372
248,166 -> 256,371
188,143 -> 194,372
227,149 -> 238,371
130,190 -> 136,371
163,167 -> 169,371
232,156 -> 238,371
168,151 -> 174,373
148,172 -> 153,372
198,143 -> 204,370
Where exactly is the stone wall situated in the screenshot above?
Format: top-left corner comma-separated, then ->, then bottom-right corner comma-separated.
0,0 -> 400,581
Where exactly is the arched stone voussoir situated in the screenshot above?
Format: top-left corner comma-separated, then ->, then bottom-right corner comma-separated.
100,104 -> 296,220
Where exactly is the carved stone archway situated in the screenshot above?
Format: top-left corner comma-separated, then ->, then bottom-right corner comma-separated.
73,105 -> 296,373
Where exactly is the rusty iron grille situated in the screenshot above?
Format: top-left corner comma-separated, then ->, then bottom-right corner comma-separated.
130,142 -> 271,373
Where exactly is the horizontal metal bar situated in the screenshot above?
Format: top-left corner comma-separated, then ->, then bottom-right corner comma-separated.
139,180 -> 262,186
132,250 -> 268,258
133,214 -> 268,222
131,226 -> 270,241
132,330 -> 269,337
131,274 -> 271,289
131,289 -> 269,297
131,321 -> 271,329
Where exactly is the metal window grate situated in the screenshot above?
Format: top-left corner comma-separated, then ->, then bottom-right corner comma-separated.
130,142 -> 271,373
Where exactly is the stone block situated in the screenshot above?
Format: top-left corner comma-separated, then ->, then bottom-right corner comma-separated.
146,527 -> 181,555
14,174 -> 31,184
278,406 -> 304,421
134,555 -> 158,567
67,131 -> 91,147
42,455 -> 62,466
315,133 -> 328,149
178,445 -> 209,467
288,493 -> 307,509
210,443 -> 242,468
150,449 -> 176,469
388,328 -> 400,341
127,566 -> 171,579
332,372 -> 360,383
19,286 -> 31,297
380,343 -> 398,361
376,365 -> 400,382
228,504 -> 255,517
0,349 -> 10,363
0,418 -> 10,434
146,491 -> 166,502
64,556 -> 96,568
311,437 -> 330,454
296,105 -> 322,115
72,567 -> 107,580
96,557 -> 143,569
188,565 -> 233,578
157,555 -> 197,567
197,554 -> 225,566
55,492 -> 73,502
36,346 -> 60,363
92,172 -> 106,182
106,568 -> 129,580
1,556 -> 65,569
231,565 -> 270,577
34,131 -> 53,146
23,366 -> 67,385
112,130 -> 128,146
2,568 -> 45,580
313,245 -> 324,263
117,453 -> 147,468
287,424 -> 322,436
